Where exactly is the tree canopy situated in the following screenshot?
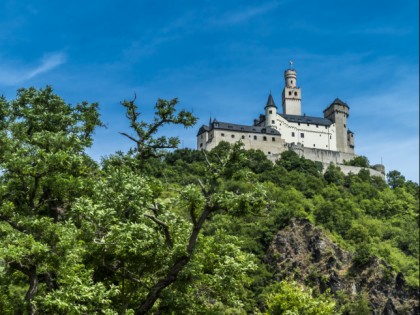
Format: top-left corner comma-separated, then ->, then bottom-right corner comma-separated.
0,87 -> 418,314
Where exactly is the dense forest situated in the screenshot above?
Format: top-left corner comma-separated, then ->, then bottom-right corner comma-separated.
0,87 -> 418,314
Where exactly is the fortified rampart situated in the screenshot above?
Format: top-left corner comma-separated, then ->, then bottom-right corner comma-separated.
287,143 -> 355,164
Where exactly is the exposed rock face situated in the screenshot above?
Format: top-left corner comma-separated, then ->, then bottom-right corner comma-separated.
266,218 -> 419,314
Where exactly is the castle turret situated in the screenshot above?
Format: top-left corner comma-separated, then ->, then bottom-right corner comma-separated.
323,98 -> 353,153
282,67 -> 302,116
265,93 -> 277,127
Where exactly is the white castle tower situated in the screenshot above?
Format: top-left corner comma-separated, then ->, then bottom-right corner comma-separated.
281,61 -> 302,116
265,92 -> 277,128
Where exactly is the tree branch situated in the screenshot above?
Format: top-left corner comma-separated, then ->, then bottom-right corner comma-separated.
119,132 -> 140,145
196,179 -> 207,197
144,214 -> 173,249
0,215 -> 27,234
136,203 -> 215,315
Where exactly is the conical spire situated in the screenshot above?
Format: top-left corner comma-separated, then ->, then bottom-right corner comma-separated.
265,92 -> 277,109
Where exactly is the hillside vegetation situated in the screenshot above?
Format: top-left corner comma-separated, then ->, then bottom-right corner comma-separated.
0,88 -> 418,314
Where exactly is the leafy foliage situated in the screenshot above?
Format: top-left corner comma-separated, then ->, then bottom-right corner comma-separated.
0,87 -> 418,314
264,281 -> 336,315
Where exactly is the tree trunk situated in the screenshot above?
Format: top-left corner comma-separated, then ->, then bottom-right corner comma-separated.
135,205 -> 212,314
25,266 -> 39,315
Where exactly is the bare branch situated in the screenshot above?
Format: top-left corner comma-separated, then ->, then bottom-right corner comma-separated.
148,202 -> 159,217
144,214 -> 173,249
119,132 -> 140,144
196,179 -> 207,197
202,150 -> 211,167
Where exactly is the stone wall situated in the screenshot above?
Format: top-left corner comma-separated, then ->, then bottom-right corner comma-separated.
327,164 -> 385,178
288,143 -> 355,164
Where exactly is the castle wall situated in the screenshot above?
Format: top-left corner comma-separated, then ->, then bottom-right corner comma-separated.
325,164 -> 385,179
288,143 -> 355,164
200,129 -> 287,156
275,116 -> 337,151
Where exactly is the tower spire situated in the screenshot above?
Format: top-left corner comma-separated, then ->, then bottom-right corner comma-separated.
265,92 -> 277,108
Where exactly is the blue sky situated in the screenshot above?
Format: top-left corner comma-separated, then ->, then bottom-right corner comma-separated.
1,0 -> 418,182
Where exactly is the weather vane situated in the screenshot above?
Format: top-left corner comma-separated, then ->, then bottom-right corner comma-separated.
289,60 -> 293,69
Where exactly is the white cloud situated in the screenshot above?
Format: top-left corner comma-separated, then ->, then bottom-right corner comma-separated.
0,52 -> 67,85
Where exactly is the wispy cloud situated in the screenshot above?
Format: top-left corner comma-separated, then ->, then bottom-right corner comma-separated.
289,22 -> 409,36
0,52 -> 67,85
210,1 -> 283,25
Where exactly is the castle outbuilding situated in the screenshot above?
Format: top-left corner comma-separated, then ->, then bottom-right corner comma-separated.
197,66 -> 382,176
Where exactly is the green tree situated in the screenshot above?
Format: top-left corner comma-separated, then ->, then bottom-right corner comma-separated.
343,156 -> 369,167
324,163 -> 345,186
342,292 -> 371,315
96,140 -> 267,313
264,280 -> 336,315
387,170 -> 406,189
0,87 -> 103,314
119,96 -> 197,161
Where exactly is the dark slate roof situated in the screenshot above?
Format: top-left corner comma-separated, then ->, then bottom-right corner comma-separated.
197,125 -> 209,136
324,98 -> 350,112
265,93 -> 277,109
280,114 -> 333,126
197,121 -> 281,136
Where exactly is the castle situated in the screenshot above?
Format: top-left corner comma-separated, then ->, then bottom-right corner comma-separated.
196,65 -> 384,176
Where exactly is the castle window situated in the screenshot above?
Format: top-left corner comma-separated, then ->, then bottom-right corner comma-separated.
268,151 -> 271,154
325,126 -> 327,129
242,135 -> 245,139
298,122 -> 300,126
289,91 -> 292,96
200,135 -> 203,139
221,133 -> 225,137
301,133 -> 304,138
307,123 -> 310,126
254,135 -> 257,140
271,120 -> 275,124
292,132 -> 295,137
313,144 -> 315,147
231,134 -> 235,138
344,124 -> 346,128
200,143 -> 203,148
263,136 -> 267,141
272,137 -> 275,141
294,92 -> 298,96
330,136 -> 332,139
316,125 -> 318,128
269,110 -> 272,114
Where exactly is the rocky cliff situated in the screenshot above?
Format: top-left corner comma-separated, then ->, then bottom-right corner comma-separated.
266,218 -> 419,314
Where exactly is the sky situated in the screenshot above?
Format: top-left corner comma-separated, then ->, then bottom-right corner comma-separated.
0,0 -> 418,182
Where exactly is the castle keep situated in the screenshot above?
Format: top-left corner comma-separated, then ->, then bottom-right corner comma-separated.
197,66 -> 359,166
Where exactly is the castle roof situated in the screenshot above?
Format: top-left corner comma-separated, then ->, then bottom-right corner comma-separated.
265,93 -> 277,109
197,121 -> 281,136
323,98 -> 350,113
280,114 -> 333,126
